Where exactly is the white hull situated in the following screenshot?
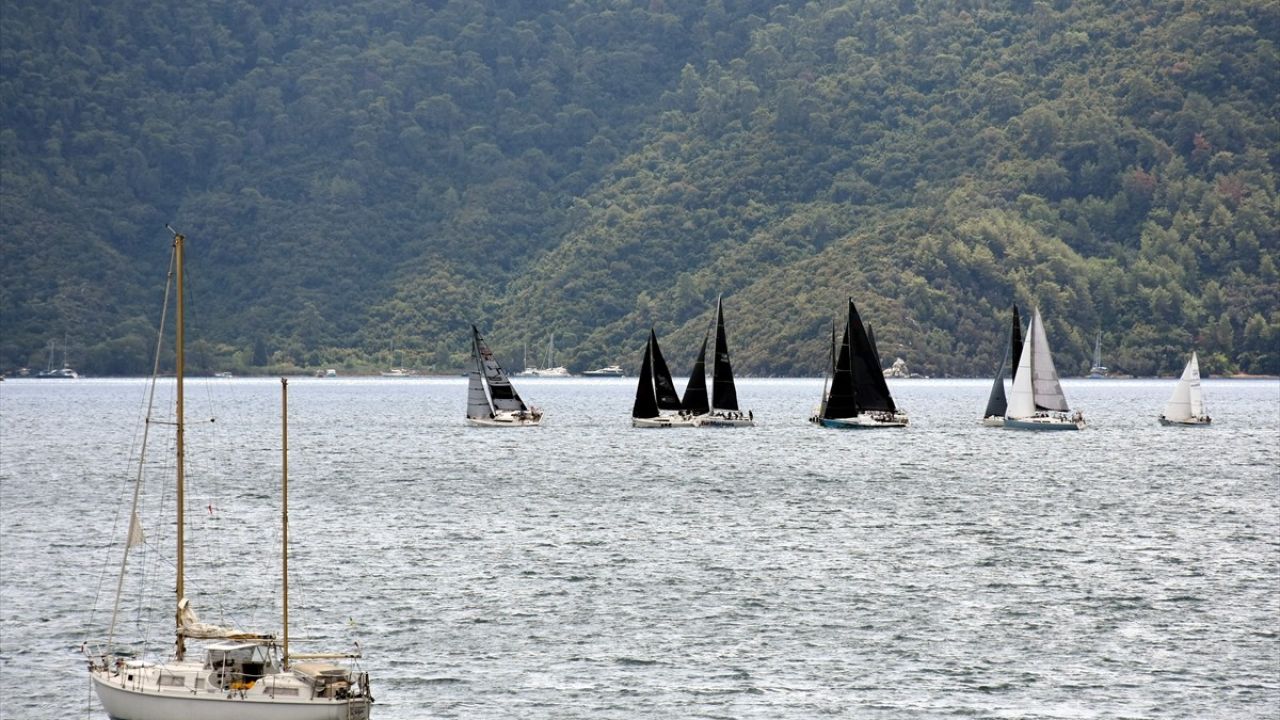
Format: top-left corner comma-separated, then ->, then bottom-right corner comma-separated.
1004,413 -> 1085,431
1159,415 -> 1211,426
467,411 -> 542,427
693,410 -> 755,427
811,411 -> 908,429
91,668 -> 370,720
632,414 -> 698,428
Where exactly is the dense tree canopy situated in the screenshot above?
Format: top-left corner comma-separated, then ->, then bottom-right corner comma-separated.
2,0 -> 1276,377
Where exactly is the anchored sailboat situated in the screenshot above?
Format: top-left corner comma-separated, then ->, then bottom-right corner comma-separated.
632,329 -> 697,428
516,334 -> 571,377
1159,352 -> 1212,426
1004,307 -> 1085,430
982,305 -> 1022,426
1088,331 -> 1108,378
810,298 -> 908,428
86,228 -> 372,720
468,325 -> 543,426
689,296 -> 754,427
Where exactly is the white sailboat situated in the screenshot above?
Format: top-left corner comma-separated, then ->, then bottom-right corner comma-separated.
468,325 -> 543,426
1004,307 -> 1085,430
691,295 -> 755,427
1088,330 -> 1108,378
86,228 -> 372,719
516,334 -> 571,377
1159,352 -> 1212,426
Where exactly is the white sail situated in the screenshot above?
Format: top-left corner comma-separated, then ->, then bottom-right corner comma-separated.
1007,308 -> 1070,417
466,351 -> 492,419
1163,352 -> 1204,421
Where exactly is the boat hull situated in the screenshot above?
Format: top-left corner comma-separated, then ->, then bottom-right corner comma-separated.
467,412 -> 542,427
980,415 -> 1005,427
692,410 -> 755,428
1158,415 -> 1211,426
810,412 -> 908,429
632,415 -> 698,428
91,670 -> 370,720
1003,414 -> 1085,431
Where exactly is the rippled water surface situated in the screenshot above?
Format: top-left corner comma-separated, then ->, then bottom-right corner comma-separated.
2,377 -> 1278,719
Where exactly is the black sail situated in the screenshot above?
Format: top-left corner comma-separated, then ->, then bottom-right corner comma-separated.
649,329 -> 683,411
983,344 -> 1009,418
847,299 -> 897,412
681,331 -> 710,415
711,296 -> 740,411
1010,304 -> 1023,381
822,316 -> 858,419
631,335 -> 659,419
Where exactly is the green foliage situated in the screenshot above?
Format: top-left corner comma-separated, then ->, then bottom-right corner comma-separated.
2,0 -> 1277,377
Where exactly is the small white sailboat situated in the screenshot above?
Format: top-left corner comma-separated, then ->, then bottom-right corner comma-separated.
468,325 -> 543,426
86,228 -> 373,720
1088,330 -> 1108,378
810,298 -> 907,428
692,296 -> 755,427
1159,352 -> 1212,426
516,334 -> 571,377
981,305 -> 1022,427
1004,307 -> 1085,430
631,329 -> 698,428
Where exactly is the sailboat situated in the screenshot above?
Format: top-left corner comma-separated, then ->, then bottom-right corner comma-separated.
810,298 -> 908,428
1004,307 -> 1085,430
86,228 -> 373,719
631,329 -> 697,428
1088,331 -> 1108,378
691,296 -> 754,427
516,334 -> 571,377
467,325 -> 543,426
981,305 -> 1022,426
1159,352 -> 1212,426
35,335 -> 80,378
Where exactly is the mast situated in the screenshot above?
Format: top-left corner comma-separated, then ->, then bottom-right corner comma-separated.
711,295 -> 740,411
172,227 -> 187,661
281,378 -> 290,668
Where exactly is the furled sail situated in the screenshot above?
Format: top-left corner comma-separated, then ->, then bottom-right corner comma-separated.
649,329 -> 683,411
682,331 -> 710,416
711,296 -> 740,411
177,598 -> 241,639
472,326 -> 527,413
631,335 -> 659,419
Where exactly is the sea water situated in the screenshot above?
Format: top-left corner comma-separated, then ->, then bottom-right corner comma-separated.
1,377 -> 1277,719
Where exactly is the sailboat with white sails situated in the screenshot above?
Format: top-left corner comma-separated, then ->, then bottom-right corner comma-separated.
86,228 -> 372,720
810,298 -> 908,428
468,325 -> 543,426
516,334 -> 570,377
631,328 -> 698,428
1159,352 -> 1212,426
981,305 -> 1022,427
1004,307 -> 1086,430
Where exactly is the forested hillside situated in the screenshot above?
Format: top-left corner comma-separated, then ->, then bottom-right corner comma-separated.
2,0 -> 1276,377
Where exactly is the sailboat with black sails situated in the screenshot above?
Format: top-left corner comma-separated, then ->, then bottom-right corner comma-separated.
86,228 -> 372,720
811,298 -> 908,428
981,305 -> 1023,427
632,328 -> 698,428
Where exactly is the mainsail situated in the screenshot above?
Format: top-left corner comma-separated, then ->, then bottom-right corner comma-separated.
631,335 -> 659,419
649,329 -> 683,411
470,325 -> 528,418
821,314 -> 857,419
983,347 -> 1009,418
1010,305 -> 1023,380
1163,352 -> 1205,421
682,331 -> 710,416
711,296 -> 740,411
1007,308 -> 1070,417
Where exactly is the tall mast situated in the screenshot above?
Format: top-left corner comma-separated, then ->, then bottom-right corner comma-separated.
281,378 -> 290,668
171,227 -> 187,661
